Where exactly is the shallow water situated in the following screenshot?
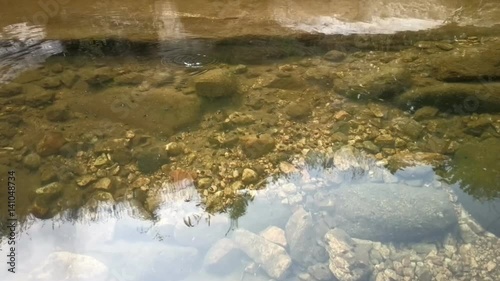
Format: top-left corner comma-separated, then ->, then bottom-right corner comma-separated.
1,1 -> 500,280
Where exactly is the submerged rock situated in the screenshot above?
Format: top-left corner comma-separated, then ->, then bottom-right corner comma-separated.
203,238 -> 242,275
240,134 -> 276,159
333,64 -> 411,99
323,50 -> 347,62
286,207 -> 327,266
232,229 -> 292,280
396,83 -> 500,113
328,183 -> 458,242
430,45 -> 500,82
28,251 -> 109,281
325,229 -> 371,281
36,131 -> 67,157
0,82 -> 23,97
194,69 -> 238,97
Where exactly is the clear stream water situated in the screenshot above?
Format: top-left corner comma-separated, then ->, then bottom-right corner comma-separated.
0,1 -> 500,281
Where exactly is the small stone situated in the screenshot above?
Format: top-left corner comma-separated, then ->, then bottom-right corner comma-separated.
131,177 -> 150,189
362,141 -> 380,153
435,42 -> 454,51
23,153 -> 41,170
194,69 -> 238,98
486,261 -> 496,272
35,182 -> 63,199
228,181 -> 243,192
374,135 -> 394,147
279,162 -> 298,174
392,117 -> 423,139
165,142 -> 184,156
285,101 -> 311,119
369,104 -> 386,118
413,106 -> 439,121
334,110 -> 350,121
324,50 -> 347,62
125,130 -> 135,139
233,65 -> 248,74
197,178 -> 212,189
241,168 -> 258,184
395,138 -> 406,148
260,226 -> 287,247
93,154 -> 110,167
240,134 -> 276,159
36,132 -> 67,157
94,177 -> 112,190
76,174 -> 97,187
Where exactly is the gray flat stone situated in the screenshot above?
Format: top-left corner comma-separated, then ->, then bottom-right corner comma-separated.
329,183 -> 458,242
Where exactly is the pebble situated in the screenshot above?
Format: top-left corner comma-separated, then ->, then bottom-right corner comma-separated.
241,168 -> 258,184
197,178 -> 212,189
486,261 -> 496,272
93,154 -> 110,167
23,153 -> 41,170
323,50 -> 347,62
36,132 -> 67,157
435,42 -> 454,51
93,177 -> 112,190
131,177 -> 151,189
165,142 -> 184,156
333,110 -> 350,121
35,182 -> 63,197
240,134 -> 276,159
76,175 -> 97,187
279,162 -> 298,174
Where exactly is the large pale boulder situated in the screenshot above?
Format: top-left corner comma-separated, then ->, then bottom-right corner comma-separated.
328,183 -> 458,242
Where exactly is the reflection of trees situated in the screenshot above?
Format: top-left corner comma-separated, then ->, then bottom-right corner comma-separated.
444,164 -> 500,200
443,138 -> 500,200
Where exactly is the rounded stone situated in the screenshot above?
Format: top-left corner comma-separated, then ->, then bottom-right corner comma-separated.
23,153 -> 41,170
36,132 -> 67,157
323,50 -> 347,62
